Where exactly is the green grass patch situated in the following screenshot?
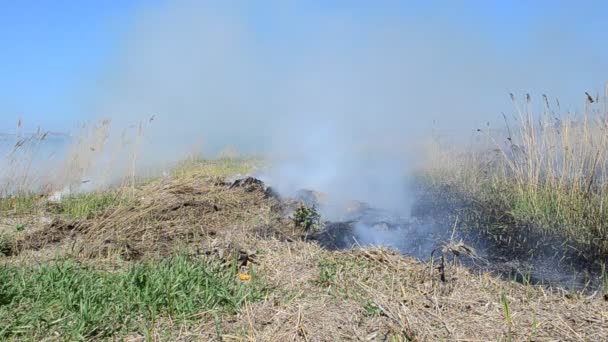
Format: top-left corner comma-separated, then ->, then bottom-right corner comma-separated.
0,191 -> 130,219
317,259 -> 338,287
50,191 -> 131,219
0,255 -> 265,340
172,158 -> 261,179
315,256 -> 379,300
0,194 -> 40,216
362,299 -> 384,317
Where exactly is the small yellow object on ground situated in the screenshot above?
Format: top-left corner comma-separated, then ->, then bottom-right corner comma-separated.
239,273 -> 251,281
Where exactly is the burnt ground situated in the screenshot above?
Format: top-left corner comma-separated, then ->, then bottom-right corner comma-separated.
306,183 -> 608,293
1,176 -> 607,340
312,213 -> 607,292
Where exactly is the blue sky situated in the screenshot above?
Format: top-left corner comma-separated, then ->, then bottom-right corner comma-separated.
0,1 -> 153,131
1,0 -> 607,133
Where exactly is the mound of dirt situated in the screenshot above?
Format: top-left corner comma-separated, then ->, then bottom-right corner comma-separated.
15,177 -> 287,260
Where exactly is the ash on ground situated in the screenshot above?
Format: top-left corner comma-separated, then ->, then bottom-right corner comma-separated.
298,188 -> 605,292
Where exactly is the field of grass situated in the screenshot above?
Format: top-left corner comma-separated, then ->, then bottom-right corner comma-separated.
2,110 -> 608,339
416,91 -> 608,261
0,157 -> 605,340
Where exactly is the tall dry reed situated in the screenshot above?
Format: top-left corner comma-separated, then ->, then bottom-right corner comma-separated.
421,85 -> 608,255
0,117 -> 156,201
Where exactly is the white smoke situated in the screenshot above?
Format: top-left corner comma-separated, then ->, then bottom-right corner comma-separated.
59,0 -> 608,213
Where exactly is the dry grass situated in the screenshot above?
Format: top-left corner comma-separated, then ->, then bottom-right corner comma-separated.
0,119 -> 115,197
3,112 -> 608,339
75,175 -> 278,260
0,117 -> 165,200
0,127 -> 56,196
2,164 -> 607,340
419,88 -> 608,259
243,246 -> 608,341
107,241 -> 608,341
8,173 -> 275,260
171,156 -> 261,179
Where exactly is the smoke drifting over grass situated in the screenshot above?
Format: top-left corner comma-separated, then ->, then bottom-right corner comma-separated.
74,1 -> 606,210
80,2 -> 456,209
3,1 -> 608,292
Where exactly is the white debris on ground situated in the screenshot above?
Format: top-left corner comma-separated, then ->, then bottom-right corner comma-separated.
48,187 -> 72,203
47,178 -> 94,203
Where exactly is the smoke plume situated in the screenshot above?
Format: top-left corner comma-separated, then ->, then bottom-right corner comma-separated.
72,0 -> 607,212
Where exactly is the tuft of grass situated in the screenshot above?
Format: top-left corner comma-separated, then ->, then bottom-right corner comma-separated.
293,204 -> 323,232
0,255 -> 265,340
501,292 -> 513,340
314,254 -> 379,300
501,292 -> 512,325
362,299 -> 383,317
317,259 -> 338,287
0,233 -> 15,256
